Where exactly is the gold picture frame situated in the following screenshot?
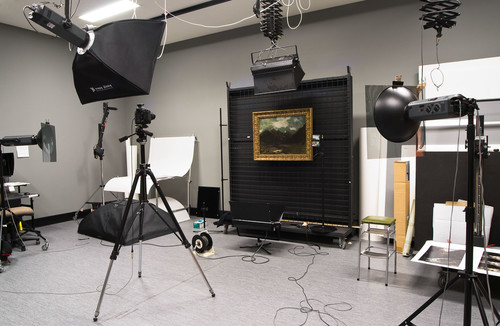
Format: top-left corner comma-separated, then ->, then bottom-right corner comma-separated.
253,108 -> 313,161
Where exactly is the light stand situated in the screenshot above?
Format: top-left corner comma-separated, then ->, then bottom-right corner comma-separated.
310,139 -> 337,234
74,103 -> 116,219
398,99 -> 500,326
0,148 -> 10,272
93,107 -> 215,322
473,114 -> 488,247
373,83 -> 499,325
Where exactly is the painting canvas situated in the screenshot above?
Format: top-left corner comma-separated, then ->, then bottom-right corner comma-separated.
253,108 -> 313,161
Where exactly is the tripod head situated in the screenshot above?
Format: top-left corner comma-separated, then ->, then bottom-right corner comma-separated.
135,124 -> 153,144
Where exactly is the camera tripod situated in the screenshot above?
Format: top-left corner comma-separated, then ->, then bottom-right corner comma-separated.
93,120 -> 215,322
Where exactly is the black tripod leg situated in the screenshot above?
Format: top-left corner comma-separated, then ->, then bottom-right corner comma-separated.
93,171 -> 141,322
147,170 -> 215,297
399,275 -> 460,326
0,209 -> 5,273
471,277 -> 490,326
475,277 -> 500,323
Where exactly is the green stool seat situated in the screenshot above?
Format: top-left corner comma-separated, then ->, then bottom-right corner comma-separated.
361,216 -> 396,225
357,215 -> 397,286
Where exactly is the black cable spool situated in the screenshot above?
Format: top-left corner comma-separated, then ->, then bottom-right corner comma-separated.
192,232 -> 213,254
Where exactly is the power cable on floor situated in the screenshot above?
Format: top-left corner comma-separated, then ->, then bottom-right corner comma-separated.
0,247 -> 134,296
199,236 -> 271,265
274,245 -> 352,325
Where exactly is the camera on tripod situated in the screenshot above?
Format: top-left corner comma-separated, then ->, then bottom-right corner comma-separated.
135,104 -> 156,126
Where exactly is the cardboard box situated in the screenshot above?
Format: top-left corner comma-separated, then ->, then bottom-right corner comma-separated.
394,161 -> 410,253
432,202 -> 494,245
394,161 -> 409,183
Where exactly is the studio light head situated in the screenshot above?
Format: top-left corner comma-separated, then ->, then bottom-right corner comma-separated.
1,122 -> 57,162
27,2 -> 165,105
250,0 -> 304,95
251,45 -> 304,95
28,3 -> 91,49
374,80 -> 466,142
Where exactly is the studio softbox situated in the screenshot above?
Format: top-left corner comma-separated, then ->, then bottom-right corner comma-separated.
72,19 -> 165,104
77,200 -> 178,245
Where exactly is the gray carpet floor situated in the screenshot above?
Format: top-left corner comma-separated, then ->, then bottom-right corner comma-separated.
1,217 -> 499,326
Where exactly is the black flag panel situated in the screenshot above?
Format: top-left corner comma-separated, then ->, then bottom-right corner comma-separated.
72,19 -> 165,104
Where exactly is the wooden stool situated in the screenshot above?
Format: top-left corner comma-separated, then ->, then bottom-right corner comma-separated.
357,216 -> 397,286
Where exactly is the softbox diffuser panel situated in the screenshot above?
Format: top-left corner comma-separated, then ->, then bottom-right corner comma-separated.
73,19 -> 165,104
38,122 -> 56,162
77,200 -> 178,245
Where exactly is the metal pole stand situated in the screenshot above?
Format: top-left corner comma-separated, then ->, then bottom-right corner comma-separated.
75,102 -> 118,220
93,114 -> 215,322
0,209 -> 5,273
400,99 -> 500,326
74,159 -> 108,220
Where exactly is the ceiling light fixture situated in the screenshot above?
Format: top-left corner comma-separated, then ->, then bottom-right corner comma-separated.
79,0 -> 140,23
250,0 -> 305,95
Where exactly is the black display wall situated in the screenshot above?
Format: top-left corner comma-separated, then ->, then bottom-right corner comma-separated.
227,75 -> 353,227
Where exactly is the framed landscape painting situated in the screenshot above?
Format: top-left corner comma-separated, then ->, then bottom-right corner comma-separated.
252,108 -> 313,161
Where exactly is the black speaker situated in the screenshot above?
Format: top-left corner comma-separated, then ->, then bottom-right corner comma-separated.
251,55 -> 305,95
197,186 -> 220,218
72,19 -> 165,104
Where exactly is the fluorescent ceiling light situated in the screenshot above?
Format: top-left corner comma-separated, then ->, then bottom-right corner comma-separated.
79,0 -> 140,23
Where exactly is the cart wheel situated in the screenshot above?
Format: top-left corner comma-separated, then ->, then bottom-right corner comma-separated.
339,238 -> 346,249
438,272 -> 449,289
42,242 -> 49,251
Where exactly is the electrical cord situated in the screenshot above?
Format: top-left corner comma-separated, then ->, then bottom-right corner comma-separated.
99,240 -> 182,249
22,6 -> 42,34
69,0 -> 81,20
152,0 -> 306,31
199,234 -> 271,264
203,251 -> 270,265
437,100 -> 462,325
156,0 -> 168,59
0,243 -> 134,297
273,245 -> 352,326
419,11 -> 426,98
430,36 -> 445,92
281,0 -> 310,30
476,109 -> 497,324
152,0 -> 258,29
